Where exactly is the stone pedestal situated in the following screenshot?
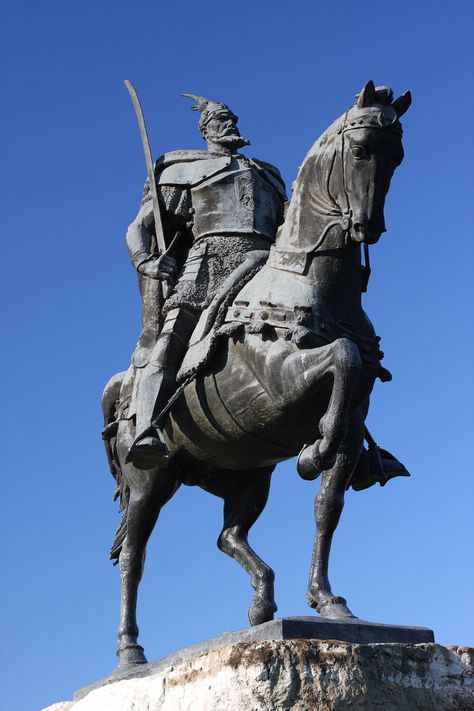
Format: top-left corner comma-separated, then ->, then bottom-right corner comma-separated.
43,618 -> 473,710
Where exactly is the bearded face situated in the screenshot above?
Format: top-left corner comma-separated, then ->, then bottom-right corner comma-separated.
203,111 -> 250,151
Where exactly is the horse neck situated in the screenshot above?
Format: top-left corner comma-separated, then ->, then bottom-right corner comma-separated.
307,238 -> 363,319
275,132 -> 364,320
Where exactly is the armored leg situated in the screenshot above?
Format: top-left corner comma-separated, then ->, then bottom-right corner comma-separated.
127,307 -> 198,469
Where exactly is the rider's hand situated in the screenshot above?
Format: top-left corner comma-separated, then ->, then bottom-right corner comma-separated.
138,254 -> 178,282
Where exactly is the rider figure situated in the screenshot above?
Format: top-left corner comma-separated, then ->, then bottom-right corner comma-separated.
126,94 -> 287,469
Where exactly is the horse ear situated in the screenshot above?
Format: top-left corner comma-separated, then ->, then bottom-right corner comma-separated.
392,90 -> 412,117
357,80 -> 376,108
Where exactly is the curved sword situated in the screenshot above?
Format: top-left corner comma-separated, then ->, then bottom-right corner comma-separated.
124,80 -> 167,258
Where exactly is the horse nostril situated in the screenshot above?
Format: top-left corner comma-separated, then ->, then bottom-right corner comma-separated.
352,223 -> 366,243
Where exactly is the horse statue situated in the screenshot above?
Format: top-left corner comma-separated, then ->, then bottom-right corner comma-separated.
102,80 -> 412,667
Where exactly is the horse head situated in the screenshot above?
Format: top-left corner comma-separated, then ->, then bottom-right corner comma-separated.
276,81 -> 411,255
334,80 -> 411,245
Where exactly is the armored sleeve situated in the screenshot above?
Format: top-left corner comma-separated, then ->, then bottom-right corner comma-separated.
126,179 -> 191,269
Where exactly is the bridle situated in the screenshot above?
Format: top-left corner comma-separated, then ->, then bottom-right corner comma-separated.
269,111 -> 371,287
337,109 -> 371,291
269,106 -> 404,290
308,109 -> 354,252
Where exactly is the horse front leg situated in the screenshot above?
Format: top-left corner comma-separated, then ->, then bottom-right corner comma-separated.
267,337 -> 361,478
298,338 -> 361,478
306,412 -> 365,618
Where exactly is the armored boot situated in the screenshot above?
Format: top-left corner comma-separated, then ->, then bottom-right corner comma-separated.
127,307 -> 198,469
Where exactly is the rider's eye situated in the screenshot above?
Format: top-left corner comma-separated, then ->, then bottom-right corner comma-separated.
351,145 -> 367,159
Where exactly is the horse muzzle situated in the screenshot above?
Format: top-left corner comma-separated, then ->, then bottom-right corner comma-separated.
351,222 -> 384,245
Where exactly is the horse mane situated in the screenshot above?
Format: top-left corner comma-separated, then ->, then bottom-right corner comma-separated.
275,115 -> 344,251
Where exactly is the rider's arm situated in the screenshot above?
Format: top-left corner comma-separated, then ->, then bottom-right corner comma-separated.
126,196 -> 155,270
126,181 -> 190,280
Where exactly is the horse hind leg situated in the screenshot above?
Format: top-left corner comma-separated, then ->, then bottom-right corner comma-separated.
203,466 -> 277,626
116,432 -> 180,667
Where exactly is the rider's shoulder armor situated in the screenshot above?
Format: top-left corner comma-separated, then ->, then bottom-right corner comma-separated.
250,158 -> 287,202
155,151 -> 231,188
155,152 -> 287,202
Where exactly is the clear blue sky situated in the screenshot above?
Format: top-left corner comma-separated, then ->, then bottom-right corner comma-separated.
1,1 -> 473,709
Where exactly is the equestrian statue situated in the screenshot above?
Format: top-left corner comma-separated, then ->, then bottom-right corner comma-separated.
102,80 -> 412,667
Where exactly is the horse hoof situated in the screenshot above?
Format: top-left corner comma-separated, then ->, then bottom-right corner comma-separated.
297,446 -> 321,480
117,644 -> 148,668
306,592 -> 357,620
248,603 -> 277,626
297,441 -> 336,480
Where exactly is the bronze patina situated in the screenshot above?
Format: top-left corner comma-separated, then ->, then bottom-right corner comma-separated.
102,80 -> 412,667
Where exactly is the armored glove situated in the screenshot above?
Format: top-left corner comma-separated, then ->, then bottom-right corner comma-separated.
138,253 -> 178,282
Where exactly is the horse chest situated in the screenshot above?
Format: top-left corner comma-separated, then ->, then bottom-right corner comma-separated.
225,302 -> 382,366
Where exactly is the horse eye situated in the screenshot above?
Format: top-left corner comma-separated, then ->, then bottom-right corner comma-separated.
351,145 -> 367,159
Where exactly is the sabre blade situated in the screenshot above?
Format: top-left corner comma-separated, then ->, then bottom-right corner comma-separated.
124,80 -> 166,256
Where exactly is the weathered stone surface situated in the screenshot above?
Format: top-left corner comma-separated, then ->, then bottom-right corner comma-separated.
76,616 -> 435,698
43,640 -> 474,711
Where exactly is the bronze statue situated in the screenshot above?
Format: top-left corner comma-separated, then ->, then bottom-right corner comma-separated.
102,80 -> 412,667
123,92 -> 287,469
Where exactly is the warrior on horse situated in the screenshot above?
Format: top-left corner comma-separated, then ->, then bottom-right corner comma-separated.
102,81 -> 411,667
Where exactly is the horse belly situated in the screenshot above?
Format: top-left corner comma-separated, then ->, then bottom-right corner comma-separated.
166,375 -> 291,470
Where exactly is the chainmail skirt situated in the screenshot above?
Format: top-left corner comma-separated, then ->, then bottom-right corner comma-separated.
163,234 -> 271,316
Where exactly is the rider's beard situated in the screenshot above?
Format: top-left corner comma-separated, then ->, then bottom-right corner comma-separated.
210,133 -> 250,150
221,134 -> 250,148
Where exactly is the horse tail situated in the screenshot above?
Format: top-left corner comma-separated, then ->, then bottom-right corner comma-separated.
109,503 -> 129,564
102,371 -> 129,565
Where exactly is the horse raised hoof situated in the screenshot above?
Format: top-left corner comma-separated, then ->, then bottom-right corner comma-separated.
307,591 -> 357,620
117,643 -> 148,668
248,601 -> 277,626
297,440 -> 337,480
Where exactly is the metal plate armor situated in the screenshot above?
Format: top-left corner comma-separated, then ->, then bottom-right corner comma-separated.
191,160 -> 282,240
158,152 -> 287,243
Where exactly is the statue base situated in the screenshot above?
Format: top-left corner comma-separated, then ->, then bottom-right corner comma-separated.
43,618 -> 474,711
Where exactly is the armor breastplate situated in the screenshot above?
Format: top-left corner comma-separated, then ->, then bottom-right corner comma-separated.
191,158 -> 282,241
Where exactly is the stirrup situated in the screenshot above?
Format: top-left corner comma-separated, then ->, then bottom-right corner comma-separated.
125,427 -> 169,469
